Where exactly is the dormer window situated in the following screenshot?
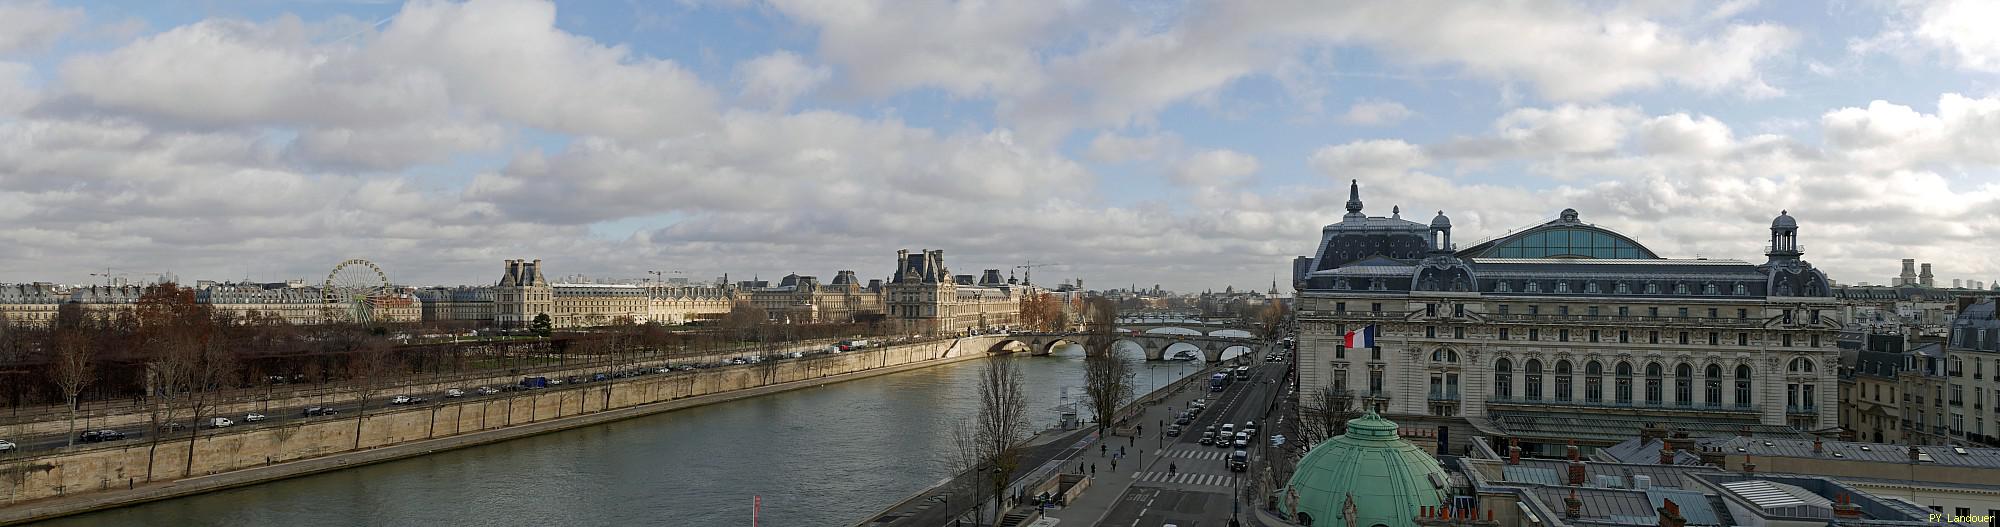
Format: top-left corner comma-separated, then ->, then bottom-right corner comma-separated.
1525,281 -> 1541,293
1615,282 -> 1630,294
1733,283 -> 1748,295
1703,283 -> 1719,295
1495,281 -> 1512,293
1555,281 -> 1571,293
1644,282 -> 1660,294
1674,282 -> 1689,295
1585,282 -> 1601,294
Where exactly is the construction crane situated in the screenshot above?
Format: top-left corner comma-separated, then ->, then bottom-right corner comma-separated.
1014,261 -> 1060,287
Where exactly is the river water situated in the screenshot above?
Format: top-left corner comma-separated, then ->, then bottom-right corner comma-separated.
34,344 -> 1226,526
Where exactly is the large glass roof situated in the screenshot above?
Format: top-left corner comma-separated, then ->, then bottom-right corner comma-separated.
1465,225 -> 1659,259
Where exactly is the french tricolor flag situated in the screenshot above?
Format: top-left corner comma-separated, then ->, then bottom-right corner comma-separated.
1343,325 -> 1377,348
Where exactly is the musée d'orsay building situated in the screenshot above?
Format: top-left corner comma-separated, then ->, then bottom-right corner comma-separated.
1291,181 -> 1840,455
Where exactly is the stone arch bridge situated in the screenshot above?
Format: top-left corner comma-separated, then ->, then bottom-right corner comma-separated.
987,332 -> 1269,363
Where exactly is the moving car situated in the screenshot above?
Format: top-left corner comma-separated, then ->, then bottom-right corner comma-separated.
210,417 -> 235,428
476,386 -> 500,395
1232,439 -> 1248,449
244,413 -> 267,422
80,429 -> 126,442
304,406 -> 337,417
0,439 -> 14,452
445,389 -> 466,398
1229,450 -> 1248,472
1198,432 -> 1216,445
1165,426 -> 1182,437
390,396 -> 414,405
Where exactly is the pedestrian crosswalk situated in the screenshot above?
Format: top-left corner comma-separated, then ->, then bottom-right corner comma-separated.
1166,448 -> 1233,460
1134,471 -> 1236,488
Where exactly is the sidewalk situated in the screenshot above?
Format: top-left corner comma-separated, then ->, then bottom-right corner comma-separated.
1040,373 -> 1217,525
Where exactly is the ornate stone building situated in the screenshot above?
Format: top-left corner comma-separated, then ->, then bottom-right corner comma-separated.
0,283 -> 64,327
1292,181 -> 1841,454
495,259 -> 554,328
743,270 -> 885,324
885,249 -> 1026,334
196,281 -> 333,324
415,286 -> 497,323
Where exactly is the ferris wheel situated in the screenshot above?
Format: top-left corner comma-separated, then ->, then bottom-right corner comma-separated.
325,258 -> 390,324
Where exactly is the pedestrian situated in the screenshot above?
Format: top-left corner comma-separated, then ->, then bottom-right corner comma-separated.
1091,464 -> 1097,475
1120,446 -> 1126,456
1111,459 -> 1117,471
1169,463 -> 1177,475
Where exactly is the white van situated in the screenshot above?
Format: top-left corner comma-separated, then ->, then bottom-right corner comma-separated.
209,417 -> 235,428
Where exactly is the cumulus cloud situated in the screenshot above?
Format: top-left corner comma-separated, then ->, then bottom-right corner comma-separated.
1172,149 -> 1259,186
1339,100 -> 1412,126
0,0 -> 83,55
1855,0 -> 2000,73
1309,139 -> 1431,178
734,50 -> 832,111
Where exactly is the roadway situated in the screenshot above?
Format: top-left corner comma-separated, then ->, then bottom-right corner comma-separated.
0,340 -> 867,456
1094,353 -> 1289,526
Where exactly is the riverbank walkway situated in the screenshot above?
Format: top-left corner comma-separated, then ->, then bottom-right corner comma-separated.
1038,370 -> 1218,525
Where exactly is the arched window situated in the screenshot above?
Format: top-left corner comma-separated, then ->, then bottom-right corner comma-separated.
1525,359 -> 1544,400
1432,349 -> 1459,363
1615,282 -> 1630,294
1674,282 -> 1690,294
1735,365 -> 1753,408
1733,283 -> 1748,295
1788,358 -> 1815,373
1555,360 -> 1573,402
1645,282 -> 1660,294
1703,283 -> 1719,295
1495,281 -> 1511,293
1585,361 -> 1604,403
1494,358 -> 1513,400
1555,281 -> 1571,293
1704,364 -> 1722,407
1615,361 -> 1634,405
1674,363 -> 1694,406
1525,281 -> 1541,293
1645,362 -> 1664,405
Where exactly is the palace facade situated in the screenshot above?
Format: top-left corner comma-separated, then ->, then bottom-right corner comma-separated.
1291,181 -> 1841,453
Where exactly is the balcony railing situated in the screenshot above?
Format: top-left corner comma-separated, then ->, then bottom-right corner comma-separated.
1483,313 -> 1767,328
1786,405 -> 1818,415
1487,396 -> 1760,414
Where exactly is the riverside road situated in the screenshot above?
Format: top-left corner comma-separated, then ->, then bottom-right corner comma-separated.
23,344 -> 1218,527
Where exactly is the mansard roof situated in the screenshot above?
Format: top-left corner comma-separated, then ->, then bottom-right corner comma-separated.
1457,211 -> 1660,260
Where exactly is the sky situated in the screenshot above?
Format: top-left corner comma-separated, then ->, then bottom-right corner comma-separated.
0,0 -> 1996,292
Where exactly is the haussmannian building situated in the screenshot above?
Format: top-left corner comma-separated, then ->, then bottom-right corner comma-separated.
0,283 -> 64,327
1290,181 -> 1842,455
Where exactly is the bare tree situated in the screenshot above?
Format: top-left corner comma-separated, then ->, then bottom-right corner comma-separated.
51,305 -> 97,446
348,337 -> 396,449
1293,385 -> 1359,449
1253,301 -> 1290,341
135,282 -> 211,481
1018,292 -> 1066,332
1081,297 -> 1133,433
950,354 -> 1030,526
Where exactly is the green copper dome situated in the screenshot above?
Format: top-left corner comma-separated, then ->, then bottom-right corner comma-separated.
1279,412 -> 1449,527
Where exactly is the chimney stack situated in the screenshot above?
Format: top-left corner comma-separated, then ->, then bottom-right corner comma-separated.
1813,438 -> 1824,454
1564,489 -> 1583,519
1508,438 -> 1522,465
1832,493 -> 1864,519
1742,455 -> 1755,473
1657,499 -> 1687,527
1659,441 -> 1675,465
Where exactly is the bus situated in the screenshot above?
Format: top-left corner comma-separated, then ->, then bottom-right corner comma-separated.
1233,366 -> 1251,381
1209,372 -> 1230,392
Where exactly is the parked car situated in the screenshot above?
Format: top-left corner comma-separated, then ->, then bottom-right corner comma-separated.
210,417 -> 235,428
1173,416 -> 1190,426
244,413 -> 267,422
0,439 -> 14,452
1165,426 -> 1183,437
476,386 -> 500,395
390,396 -> 414,405
592,373 -> 609,382
788,351 -> 804,359
445,389 -> 466,398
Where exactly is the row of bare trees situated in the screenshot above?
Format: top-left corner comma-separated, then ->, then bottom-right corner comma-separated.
1080,297 -> 1135,434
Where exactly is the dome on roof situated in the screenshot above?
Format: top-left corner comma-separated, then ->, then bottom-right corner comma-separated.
1771,210 -> 1796,229
1430,211 -> 1451,229
1281,412 -> 1448,526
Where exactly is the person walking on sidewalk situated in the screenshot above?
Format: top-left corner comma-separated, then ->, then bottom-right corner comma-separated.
1169,463 -> 1177,475
1091,464 -> 1097,476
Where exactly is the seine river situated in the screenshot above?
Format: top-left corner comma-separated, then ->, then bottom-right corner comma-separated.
33,343 -> 1230,526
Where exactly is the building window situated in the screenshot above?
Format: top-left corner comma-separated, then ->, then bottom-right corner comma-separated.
1704,364 -> 1722,407
1556,281 -> 1571,293
1559,329 -> 1569,342
1789,358 -> 1815,373
1734,283 -> 1748,295
1525,359 -> 1544,401
1782,334 -> 1793,347
1496,281 -> 1512,293
1645,283 -> 1660,294
1371,302 -> 1382,313
1498,304 -> 1510,315
1336,345 -> 1346,359
1453,327 -> 1464,339
1426,303 -> 1438,317
1336,302 -> 1346,312
1736,365 -> 1753,408
1649,331 -> 1660,344
1555,360 -> 1573,402
1737,333 -> 1748,346
1586,361 -> 1604,403
1675,363 -> 1694,407
1558,305 -> 1570,316
1619,330 -> 1630,343
1526,281 -> 1541,293
1703,283 -> 1719,295
1588,306 -> 1600,317
1708,332 -> 1719,346
1454,304 -> 1465,317
1737,308 -> 1748,319
1616,282 -> 1630,294
1371,347 -> 1382,361
1618,306 -> 1630,317
1648,307 -> 1660,317
1616,361 -> 1634,404
1370,370 -> 1384,394
1645,362 -> 1664,405
1332,368 -> 1348,392
1529,305 -> 1540,315
1426,326 -> 1437,338
1810,335 -> 1820,348
1678,332 -> 1689,345
1528,328 -> 1539,341
1494,358 -> 1513,399
1589,329 -> 1600,342
1499,328 -> 1510,340
1585,282 -> 1600,294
